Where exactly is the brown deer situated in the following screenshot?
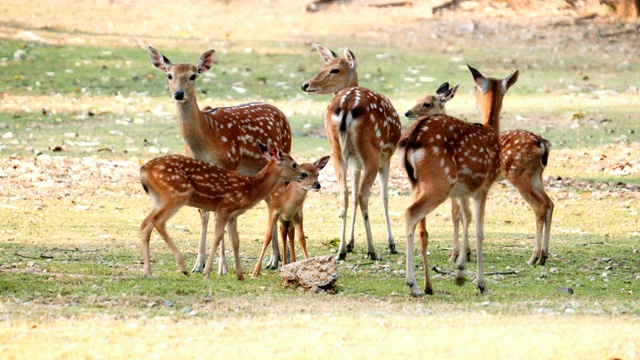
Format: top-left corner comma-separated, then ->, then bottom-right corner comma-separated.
398,65 -> 518,297
148,46 -> 292,275
139,143 -> 303,280
301,44 -> 402,261
405,83 -> 554,266
252,155 -> 330,277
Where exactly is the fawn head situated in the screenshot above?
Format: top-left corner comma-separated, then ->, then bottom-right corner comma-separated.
301,44 -> 358,94
257,142 -> 304,183
298,155 -> 330,192
148,46 -> 215,103
405,82 -> 459,119
468,64 -> 519,129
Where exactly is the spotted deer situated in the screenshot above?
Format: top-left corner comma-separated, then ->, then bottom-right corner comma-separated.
405,83 -> 554,266
139,143 -> 303,280
398,65 -> 519,297
252,155 -> 330,277
148,46 -> 292,275
301,44 -> 402,260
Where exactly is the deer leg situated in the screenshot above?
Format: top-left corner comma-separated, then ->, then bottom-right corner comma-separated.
449,199 -> 461,262
335,158 -> 350,260
459,198 -> 472,263
378,162 -> 397,254
469,191 -> 489,294
140,214 -> 156,277
541,198 -> 554,266
265,224 -> 280,270
525,175 -> 554,266
294,211 -> 309,260
191,209 -> 209,273
226,217 -> 244,281
358,166 -> 380,260
346,168 -> 360,254
405,191 -> 446,297
287,221 -> 297,263
252,212 -> 278,277
203,212 -> 229,281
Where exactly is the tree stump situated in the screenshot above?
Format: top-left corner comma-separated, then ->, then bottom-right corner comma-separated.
280,255 -> 338,293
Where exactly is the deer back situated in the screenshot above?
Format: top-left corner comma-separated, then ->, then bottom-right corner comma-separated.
399,114 -> 501,194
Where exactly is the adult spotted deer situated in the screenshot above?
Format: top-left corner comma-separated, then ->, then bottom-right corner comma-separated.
252,155 -> 330,277
148,46 -> 292,275
398,65 -> 518,297
301,44 -> 402,260
405,83 -> 554,266
139,143 -> 302,280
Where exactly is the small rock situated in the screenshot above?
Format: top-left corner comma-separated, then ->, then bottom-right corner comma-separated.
280,255 -> 338,292
165,300 -> 174,308
557,286 -> 574,295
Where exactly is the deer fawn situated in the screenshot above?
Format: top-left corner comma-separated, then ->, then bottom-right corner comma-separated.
398,65 -> 519,297
148,46 -> 292,275
139,143 -> 302,280
301,44 -> 402,261
252,155 -> 331,277
405,83 -> 554,266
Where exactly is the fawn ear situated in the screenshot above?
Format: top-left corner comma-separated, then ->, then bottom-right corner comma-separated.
344,47 -> 358,70
258,141 -> 269,158
443,84 -> 459,102
148,46 -> 172,73
196,50 -> 216,74
435,82 -> 450,95
316,44 -> 338,63
315,156 -> 330,171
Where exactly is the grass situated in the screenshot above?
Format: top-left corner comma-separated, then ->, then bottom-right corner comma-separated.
1,0 -> 640,358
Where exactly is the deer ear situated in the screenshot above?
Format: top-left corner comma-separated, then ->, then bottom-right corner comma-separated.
344,48 -> 358,70
258,141 -> 269,158
315,156 -> 330,171
468,64 -> 488,93
444,84 -> 459,102
196,50 -> 216,74
316,44 -> 338,63
502,70 -> 519,93
148,46 -> 172,73
435,82 -> 450,95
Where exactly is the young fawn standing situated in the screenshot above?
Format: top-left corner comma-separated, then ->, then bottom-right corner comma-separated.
139,143 -> 303,280
405,83 -> 554,266
398,65 -> 519,297
252,155 -> 330,277
148,46 -> 292,275
301,44 -> 402,260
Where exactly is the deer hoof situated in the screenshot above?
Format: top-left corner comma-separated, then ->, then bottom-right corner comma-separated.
346,243 -> 354,253
387,243 -> 398,254
336,253 -> 347,261
366,252 -> 379,261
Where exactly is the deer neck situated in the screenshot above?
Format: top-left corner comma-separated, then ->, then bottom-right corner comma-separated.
248,160 -> 283,200
479,89 -> 504,134
334,72 -> 359,96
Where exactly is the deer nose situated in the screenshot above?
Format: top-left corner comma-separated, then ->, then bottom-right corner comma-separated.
312,182 -> 321,190
301,83 -> 310,91
405,110 -> 412,118
173,90 -> 185,101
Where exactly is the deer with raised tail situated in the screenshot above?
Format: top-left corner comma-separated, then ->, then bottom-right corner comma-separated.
405,82 -> 554,266
301,44 -> 402,261
398,65 -> 518,297
139,143 -> 303,280
252,155 -> 330,277
148,46 -> 292,275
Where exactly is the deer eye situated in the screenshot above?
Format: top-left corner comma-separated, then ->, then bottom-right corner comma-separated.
167,74 -> 173,80
291,163 -> 297,169
190,74 -> 197,81
300,172 -> 308,179
330,68 -> 340,74
423,103 -> 432,108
